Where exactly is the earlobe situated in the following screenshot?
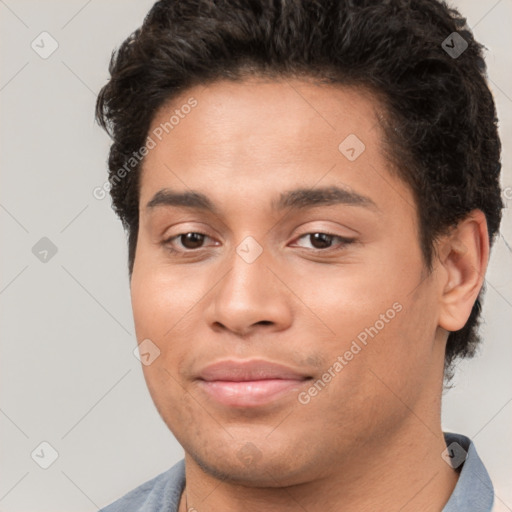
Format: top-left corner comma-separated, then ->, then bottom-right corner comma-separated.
438,210 -> 489,333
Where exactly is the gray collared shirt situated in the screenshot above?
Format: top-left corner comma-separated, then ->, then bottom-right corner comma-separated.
99,432 -> 494,511
442,432 -> 494,511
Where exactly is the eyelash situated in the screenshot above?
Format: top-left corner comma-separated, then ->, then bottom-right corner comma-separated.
162,231 -> 355,256
292,232 -> 355,252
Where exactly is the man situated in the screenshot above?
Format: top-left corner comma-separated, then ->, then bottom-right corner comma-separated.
96,0 -> 502,510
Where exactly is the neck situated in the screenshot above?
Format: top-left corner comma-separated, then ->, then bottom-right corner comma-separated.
178,416 -> 459,512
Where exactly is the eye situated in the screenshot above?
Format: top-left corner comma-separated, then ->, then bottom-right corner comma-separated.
162,231 -> 354,255
292,232 -> 355,251
164,232 -> 216,252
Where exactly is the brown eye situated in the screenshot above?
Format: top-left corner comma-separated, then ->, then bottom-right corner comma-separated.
162,231 -> 219,256
179,232 -> 206,249
292,232 -> 355,252
308,233 -> 334,249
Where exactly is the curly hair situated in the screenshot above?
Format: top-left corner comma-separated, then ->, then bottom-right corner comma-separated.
95,0 -> 502,378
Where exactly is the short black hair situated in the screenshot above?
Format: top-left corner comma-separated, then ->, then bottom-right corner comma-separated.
95,0 -> 502,378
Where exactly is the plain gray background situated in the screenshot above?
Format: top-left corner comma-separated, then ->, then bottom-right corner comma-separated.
1,1 -> 511,510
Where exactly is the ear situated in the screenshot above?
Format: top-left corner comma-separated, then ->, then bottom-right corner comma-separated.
437,210 -> 489,332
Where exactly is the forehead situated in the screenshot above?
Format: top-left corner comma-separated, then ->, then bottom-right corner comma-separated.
145,78 -> 382,165
138,79 -> 409,218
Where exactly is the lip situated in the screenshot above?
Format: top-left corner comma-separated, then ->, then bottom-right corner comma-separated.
197,359 -> 311,407
198,359 -> 310,381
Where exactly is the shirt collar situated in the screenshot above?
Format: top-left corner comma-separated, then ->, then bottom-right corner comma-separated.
442,432 -> 494,512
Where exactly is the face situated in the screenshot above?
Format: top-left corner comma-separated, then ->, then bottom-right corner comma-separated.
130,79 -> 446,486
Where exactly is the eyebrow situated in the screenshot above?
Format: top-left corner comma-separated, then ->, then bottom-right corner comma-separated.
145,186 -> 377,213
146,189 -> 218,213
272,185 -> 377,211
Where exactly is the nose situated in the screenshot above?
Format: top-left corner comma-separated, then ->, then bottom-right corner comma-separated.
204,246 -> 293,338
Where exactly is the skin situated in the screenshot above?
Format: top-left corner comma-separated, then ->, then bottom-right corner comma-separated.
130,79 -> 489,512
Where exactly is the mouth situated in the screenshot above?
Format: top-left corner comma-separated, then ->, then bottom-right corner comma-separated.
196,359 -> 313,407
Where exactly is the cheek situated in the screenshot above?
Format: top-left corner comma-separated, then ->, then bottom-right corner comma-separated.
130,265 -> 196,427
130,257 -> 207,341
291,251 -> 435,389
130,260 -> 200,395
289,259 -> 405,341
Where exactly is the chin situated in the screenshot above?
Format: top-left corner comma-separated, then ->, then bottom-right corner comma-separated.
183,435 -> 325,488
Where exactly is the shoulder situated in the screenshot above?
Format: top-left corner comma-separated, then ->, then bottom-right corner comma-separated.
99,459 -> 186,512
